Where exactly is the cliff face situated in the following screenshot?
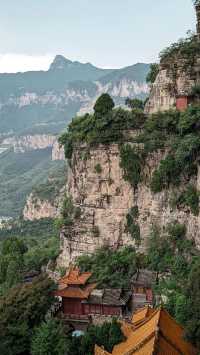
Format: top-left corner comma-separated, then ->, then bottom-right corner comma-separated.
145,59 -> 198,114
52,141 -> 65,161
23,193 -> 58,221
57,144 -> 134,267
3,134 -> 55,153
2,134 -> 65,160
57,143 -> 200,267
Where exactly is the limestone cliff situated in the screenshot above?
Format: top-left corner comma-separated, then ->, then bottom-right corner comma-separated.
23,166 -> 67,221
145,36 -> 200,114
58,144 -> 134,266
52,141 -> 65,161
57,143 -> 200,268
23,193 -> 58,221
2,134 -> 65,161
3,134 -> 56,153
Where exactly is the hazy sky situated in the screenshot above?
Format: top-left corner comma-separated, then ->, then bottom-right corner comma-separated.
0,0 -> 197,73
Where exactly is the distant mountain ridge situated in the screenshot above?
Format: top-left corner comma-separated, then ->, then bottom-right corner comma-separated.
0,56 -> 150,135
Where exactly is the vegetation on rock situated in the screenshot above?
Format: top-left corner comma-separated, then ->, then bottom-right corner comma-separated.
59,94 -> 146,160
125,206 -> 141,246
119,144 -> 143,188
159,33 -> 200,64
125,97 -> 145,110
77,246 -> 139,288
146,63 -> 159,84
55,195 -> 81,228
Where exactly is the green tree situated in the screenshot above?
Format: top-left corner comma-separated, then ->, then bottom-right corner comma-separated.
93,94 -> 114,117
77,246 -> 137,288
2,237 -> 27,256
146,63 -> 159,84
125,98 -> 144,110
184,260 -> 200,348
0,275 -> 55,355
65,319 -> 125,355
120,144 -> 143,188
0,237 -> 27,289
31,318 -> 67,355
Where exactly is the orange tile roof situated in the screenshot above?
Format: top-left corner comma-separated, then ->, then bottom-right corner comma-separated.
59,267 -> 92,287
54,283 -> 96,299
95,345 -> 111,355
131,306 -> 154,325
120,321 -> 135,339
95,307 -> 198,355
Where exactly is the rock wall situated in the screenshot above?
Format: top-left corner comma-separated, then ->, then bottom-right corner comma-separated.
3,134 -> 56,153
3,134 -> 65,161
52,141 -> 65,161
144,61 -> 196,114
23,193 -> 58,221
57,145 -> 135,267
57,143 -> 200,267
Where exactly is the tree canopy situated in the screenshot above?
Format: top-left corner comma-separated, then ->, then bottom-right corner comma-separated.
93,93 -> 115,116
0,275 -> 55,355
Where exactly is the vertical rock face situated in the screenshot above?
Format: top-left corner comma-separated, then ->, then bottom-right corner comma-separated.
57,144 -> 200,268
144,61 -> 196,114
57,145 -> 135,267
52,141 -> 65,161
23,193 -> 58,220
3,134 -> 57,153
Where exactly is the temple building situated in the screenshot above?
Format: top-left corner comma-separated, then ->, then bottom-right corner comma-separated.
54,268 -> 131,327
131,269 -> 156,310
95,306 -> 198,355
54,268 -> 96,317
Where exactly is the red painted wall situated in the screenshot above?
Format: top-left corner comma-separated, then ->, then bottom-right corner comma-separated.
176,97 -> 188,112
63,298 -> 83,315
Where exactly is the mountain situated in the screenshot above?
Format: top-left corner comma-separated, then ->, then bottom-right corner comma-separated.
0,56 -> 150,135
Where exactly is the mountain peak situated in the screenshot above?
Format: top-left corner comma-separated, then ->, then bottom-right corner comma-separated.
49,55 -> 73,71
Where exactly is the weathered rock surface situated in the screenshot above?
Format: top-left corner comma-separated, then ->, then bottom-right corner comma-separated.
52,140 -> 65,161
57,143 -> 200,267
23,193 -> 58,220
2,134 -> 65,161
3,134 -> 56,153
144,61 -> 196,114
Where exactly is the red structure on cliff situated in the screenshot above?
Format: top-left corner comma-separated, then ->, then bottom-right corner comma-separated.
54,268 -> 131,318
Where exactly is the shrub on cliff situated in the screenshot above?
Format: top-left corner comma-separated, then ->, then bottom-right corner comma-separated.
59,97 -> 146,160
77,246 -> 139,288
120,144 -> 143,188
125,97 -> 144,110
93,93 -> 114,117
146,63 -> 159,84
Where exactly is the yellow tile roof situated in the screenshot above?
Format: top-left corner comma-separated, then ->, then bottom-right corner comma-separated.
95,307 -> 198,355
95,345 -> 111,355
112,308 -> 160,355
120,321 -> 135,339
131,306 -> 154,326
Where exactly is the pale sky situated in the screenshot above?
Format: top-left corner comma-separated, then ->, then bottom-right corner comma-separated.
0,0 -> 197,73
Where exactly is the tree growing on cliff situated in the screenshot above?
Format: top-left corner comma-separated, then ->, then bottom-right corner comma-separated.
125,98 -> 144,110
93,93 -> 114,117
146,63 -> 159,84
